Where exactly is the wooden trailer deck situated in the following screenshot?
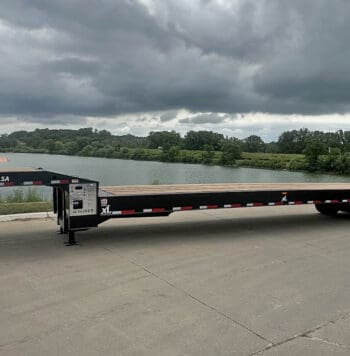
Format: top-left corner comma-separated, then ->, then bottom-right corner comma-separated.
0,167 -> 41,173
100,183 -> 350,197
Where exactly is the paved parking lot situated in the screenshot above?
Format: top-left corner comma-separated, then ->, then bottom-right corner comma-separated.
1,205 -> 350,355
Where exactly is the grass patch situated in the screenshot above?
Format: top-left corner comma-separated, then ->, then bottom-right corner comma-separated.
0,188 -> 52,215
0,201 -> 52,215
238,152 -> 307,170
0,188 -> 44,203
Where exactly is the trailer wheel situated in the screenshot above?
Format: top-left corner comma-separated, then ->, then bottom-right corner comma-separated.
315,203 -> 339,216
337,203 -> 350,214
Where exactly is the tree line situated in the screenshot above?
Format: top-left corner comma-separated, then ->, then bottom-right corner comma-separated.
1,128 -> 350,173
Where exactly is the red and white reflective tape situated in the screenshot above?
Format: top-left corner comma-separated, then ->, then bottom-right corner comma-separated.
0,182 -> 14,186
223,203 -> 242,208
112,209 -> 136,215
200,205 -> 219,209
153,208 -> 166,213
172,199 -> 348,211
143,207 -> 166,213
51,179 -> 70,185
324,199 -> 340,203
172,206 -> 193,211
23,180 -> 43,185
307,200 -> 322,204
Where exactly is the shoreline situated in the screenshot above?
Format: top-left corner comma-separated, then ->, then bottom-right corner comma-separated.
2,150 -> 349,177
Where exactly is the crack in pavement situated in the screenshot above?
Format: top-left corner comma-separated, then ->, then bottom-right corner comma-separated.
249,312 -> 350,355
95,246 -> 350,355
127,258 -> 273,346
302,335 -> 350,350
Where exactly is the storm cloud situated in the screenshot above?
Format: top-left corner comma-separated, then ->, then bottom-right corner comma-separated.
0,0 -> 350,125
179,113 -> 227,124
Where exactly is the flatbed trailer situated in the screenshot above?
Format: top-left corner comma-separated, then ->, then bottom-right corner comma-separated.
1,167 -> 350,245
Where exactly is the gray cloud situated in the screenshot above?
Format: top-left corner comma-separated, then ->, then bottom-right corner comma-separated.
159,110 -> 178,122
179,113 -> 226,124
0,0 -> 350,124
20,115 -> 88,126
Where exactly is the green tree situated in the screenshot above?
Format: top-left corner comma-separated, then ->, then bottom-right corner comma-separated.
132,148 -> 147,160
148,131 -> 181,150
277,129 -> 310,153
304,141 -> 326,171
265,142 -> 279,153
243,135 -> 266,152
161,146 -> 180,162
79,145 -> 95,156
201,144 -> 214,164
183,131 -> 225,150
220,141 -> 241,165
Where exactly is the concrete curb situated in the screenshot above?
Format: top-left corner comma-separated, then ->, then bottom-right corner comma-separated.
0,212 -> 56,222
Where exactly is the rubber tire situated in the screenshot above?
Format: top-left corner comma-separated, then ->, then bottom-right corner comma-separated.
315,203 -> 339,216
338,203 -> 350,214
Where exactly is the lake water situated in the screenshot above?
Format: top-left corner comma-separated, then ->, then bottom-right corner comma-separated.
0,152 -> 349,199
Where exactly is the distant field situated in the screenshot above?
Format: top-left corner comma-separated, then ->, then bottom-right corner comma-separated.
238,152 -> 307,170
242,152 -> 303,160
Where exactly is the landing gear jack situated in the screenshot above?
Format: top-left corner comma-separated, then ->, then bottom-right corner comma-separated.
64,231 -> 80,246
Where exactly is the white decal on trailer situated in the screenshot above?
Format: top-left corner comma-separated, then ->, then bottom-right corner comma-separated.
69,183 -> 97,216
101,205 -> 111,215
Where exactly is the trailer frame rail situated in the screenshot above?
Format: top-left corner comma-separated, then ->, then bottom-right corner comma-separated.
1,167 -> 350,245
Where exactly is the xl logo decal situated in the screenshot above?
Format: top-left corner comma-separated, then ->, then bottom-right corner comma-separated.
101,205 -> 111,215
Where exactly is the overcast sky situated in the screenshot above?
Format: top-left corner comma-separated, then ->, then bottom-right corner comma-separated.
1,0 -> 350,141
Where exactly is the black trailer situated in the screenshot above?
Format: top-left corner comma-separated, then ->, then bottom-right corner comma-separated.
1,167 -> 350,245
